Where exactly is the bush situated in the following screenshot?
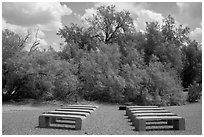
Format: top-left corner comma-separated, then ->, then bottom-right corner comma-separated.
145,59 -> 186,106
79,43 -> 126,103
2,48 -> 79,102
188,82 -> 202,102
52,60 -> 79,101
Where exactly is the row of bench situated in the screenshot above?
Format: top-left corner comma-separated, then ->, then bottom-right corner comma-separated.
39,105 -> 98,130
126,106 -> 185,131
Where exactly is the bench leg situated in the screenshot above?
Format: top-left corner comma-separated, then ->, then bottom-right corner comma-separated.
167,120 -> 173,125
127,110 -> 133,119
39,116 -> 50,128
129,113 -> 133,121
134,119 -> 146,131
50,117 -> 57,123
125,109 -> 129,116
75,118 -> 82,130
173,118 -> 185,130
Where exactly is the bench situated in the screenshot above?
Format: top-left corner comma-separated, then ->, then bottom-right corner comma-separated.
39,114 -> 86,130
133,116 -> 185,131
126,107 -> 165,117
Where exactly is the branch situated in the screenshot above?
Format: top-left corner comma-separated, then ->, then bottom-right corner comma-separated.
19,33 -> 30,48
29,28 -> 40,54
106,23 -> 121,42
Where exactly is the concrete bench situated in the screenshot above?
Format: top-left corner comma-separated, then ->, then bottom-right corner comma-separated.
133,116 -> 185,131
55,109 -> 92,114
39,114 -> 86,130
126,107 -> 165,117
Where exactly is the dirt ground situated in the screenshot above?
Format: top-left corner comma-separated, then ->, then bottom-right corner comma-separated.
2,100 -> 202,135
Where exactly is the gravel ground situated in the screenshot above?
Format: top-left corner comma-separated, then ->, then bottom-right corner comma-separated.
2,101 -> 202,135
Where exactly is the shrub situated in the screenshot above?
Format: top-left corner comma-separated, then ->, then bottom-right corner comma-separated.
52,60 -> 79,101
2,48 -> 79,102
188,82 -> 202,102
145,59 -> 186,106
79,43 -> 126,103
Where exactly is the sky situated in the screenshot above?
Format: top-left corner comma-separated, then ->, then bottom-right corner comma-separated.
2,2 -> 202,51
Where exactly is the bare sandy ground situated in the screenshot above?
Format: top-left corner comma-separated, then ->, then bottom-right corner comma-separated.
2,101 -> 202,135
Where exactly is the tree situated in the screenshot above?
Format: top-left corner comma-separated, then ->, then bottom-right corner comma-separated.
2,29 -> 29,94
182,40 -> 202,88
143,21 -> 163,65
57,23 -> 97,51
2,29 -> 29,61
86,5 -> 135,44
161,15 -> 190,47
143,15 -> 189,72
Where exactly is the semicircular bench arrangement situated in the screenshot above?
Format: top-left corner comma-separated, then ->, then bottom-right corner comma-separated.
39,105 -> 98,130
125,106 -> 185,131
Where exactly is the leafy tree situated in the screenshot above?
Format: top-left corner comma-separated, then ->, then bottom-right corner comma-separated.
2,29 -> 29,61
86,5 -> 135,44
182,40 -> 202,88
143,15 -> 189,72
2,29 -> 30,99
144,21 -> 162,65
161,15 -> 190,47
57,23 -> 97,51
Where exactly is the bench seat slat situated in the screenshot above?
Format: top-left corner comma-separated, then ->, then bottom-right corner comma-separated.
129,108 -> 164,111
47,111 -> 89,117
136,115 -> 182,120
126,107 -> 165,117
55,109 -> 92,113
66,105 -> 98,108
131,110 -> 169,113
133,113 -> 177,117
53,121 -> 76,125
40,113 -> 86,119
61,107 -> 95,111
127,106 -> 158,108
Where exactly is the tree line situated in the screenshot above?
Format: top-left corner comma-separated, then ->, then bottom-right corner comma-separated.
2,5 -> 202,105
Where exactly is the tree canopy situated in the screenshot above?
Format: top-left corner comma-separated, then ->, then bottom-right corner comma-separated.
2,5 -> 202,104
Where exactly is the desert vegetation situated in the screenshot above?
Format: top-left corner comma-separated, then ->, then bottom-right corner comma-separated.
2,5 -> 202,105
